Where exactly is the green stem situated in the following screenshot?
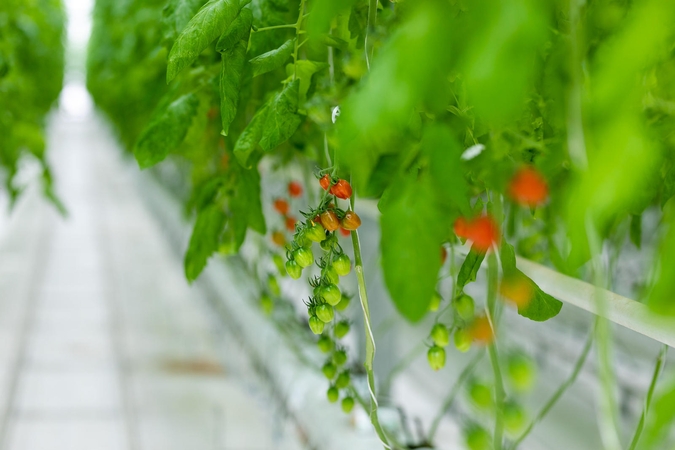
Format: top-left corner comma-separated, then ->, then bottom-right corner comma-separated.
364,0 -> 377,71
508,328 -> 594,450
292,0 -> 307,80
350,195 -> 390,450
253,24 -> 296,32
627,345 -> 668,450
487,252 -> 504,450
428,352 -> 484,442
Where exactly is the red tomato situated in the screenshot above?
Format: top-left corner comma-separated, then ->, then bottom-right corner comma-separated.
285,216 -> 297,232
273,198 -> 289,215
319,174 -> 331,190
339,227 -> 351,237
320,210 -> 340,231
341,211 -> 361,230
508,166 -> 548,206
454,217 -> 470,238
288,181 -> 303,197
271,231 -> 286,246
330,179 -> 352,199
467,215 -> 500,253
440,246 -> 448,264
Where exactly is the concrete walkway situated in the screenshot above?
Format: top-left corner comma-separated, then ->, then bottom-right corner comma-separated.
0,83 -> 305,450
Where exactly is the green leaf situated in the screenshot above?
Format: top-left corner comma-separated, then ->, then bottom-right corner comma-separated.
500,242 -> 563,322
215,7 -> 252,52
230,164 -> 266,248
647,212 -> 675,316
162,0 -> 208,44
381,172 -> 447,322
630,214 -> 642,249
306,0 -> 358,36
319,34 -> 348,51
259,79 -> 303,151
220,25 -> 250,135
250,38 -> 295,77
233,105 -> 269,168
457,247 -> 486,291
167,0 -> 251,82
287,60 -> 329,105
134,93 -> 199,169
184,204 -> 227,282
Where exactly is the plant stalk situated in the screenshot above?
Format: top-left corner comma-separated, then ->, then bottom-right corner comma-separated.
487,251 -> 505,450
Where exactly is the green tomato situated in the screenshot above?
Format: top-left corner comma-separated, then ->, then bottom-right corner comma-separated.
297,235 -> 312,248
333,254 -> 351,276
504,401 -> 528,435
468,380 -> 493,410
428,292 -> 442,312
319,284 -> 342,306
341,396 -> 355,413
464,425 -> 491,450
327,386 -> 339,403
322,362 -> 337,379
507,353 -> 537,392
334,321 -> 350,339
306,223 -> 326,242
335,371 -> 351,389
293,247 -> 314,268
335,294 -> 351,312
333,349 -> 348,366
323,266 -> 339,285
309,316 -> 324,334
427,345 -> 446,371
316,304 -> 334,323
267,275 -> 281,297
431,323 -> 450,347
317,335 -> 334,353
454,293 -> 475,321
320,233 -> 338,251
272,254 -> 287,277
454,328 -> 472,353
285,260 -> 302,279
260,295 -> 274,316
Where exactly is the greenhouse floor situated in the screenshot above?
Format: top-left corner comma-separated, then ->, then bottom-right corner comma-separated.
0,84 -> 305,450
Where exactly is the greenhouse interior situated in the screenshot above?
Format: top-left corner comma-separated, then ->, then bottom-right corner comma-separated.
1,0 -> 675,449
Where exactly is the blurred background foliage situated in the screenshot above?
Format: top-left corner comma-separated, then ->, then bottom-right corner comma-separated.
0,0 -> 65,210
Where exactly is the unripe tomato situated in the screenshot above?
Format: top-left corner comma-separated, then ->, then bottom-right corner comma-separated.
470,315 -> 494,345
319,284 -> 341,306
306,223 -> 326,242
335,371 -> 351,389
431,324 -> 450,347
427,345 -> 446,371
326,386 -> 339,403
341,396 -> 355,413
319,174 -> 331,190
467,380 -> 493,410
322,362 -> 337,379
428,292 -> 442,312
508,166 -> 548,206
320,233 -> 338,251
298,235 -> 313,248
273,198 -> 289,215
317,335 -> 334,353
271,231 -> 286,246
454,293 -> 475,321
320,210 -> 340,231
267,275 -> 280,297
330,179 -> 352,199
323,266 -> 339,285
293,247 -> 314,268
316,304 -> 335,323
334,320 -> 350,339
288,181 -> 303,197
272,254 -> 286,276
285,260 -> 302,279
507,353 -> 537,392
454,328 -> 472,353
309,315 -> 324,334
285,216 -> 297,232
333,254 -> 351,276
260,295 -> 274,316
333,349 -> 347,366
504,401 -> 528,435
335,294 -> 351,311
464,426 -> 491,450
341,211 -> 361,230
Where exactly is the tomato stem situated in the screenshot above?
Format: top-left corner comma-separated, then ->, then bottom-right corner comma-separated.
292,0 -> 307,81
486,251 -> 505,450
